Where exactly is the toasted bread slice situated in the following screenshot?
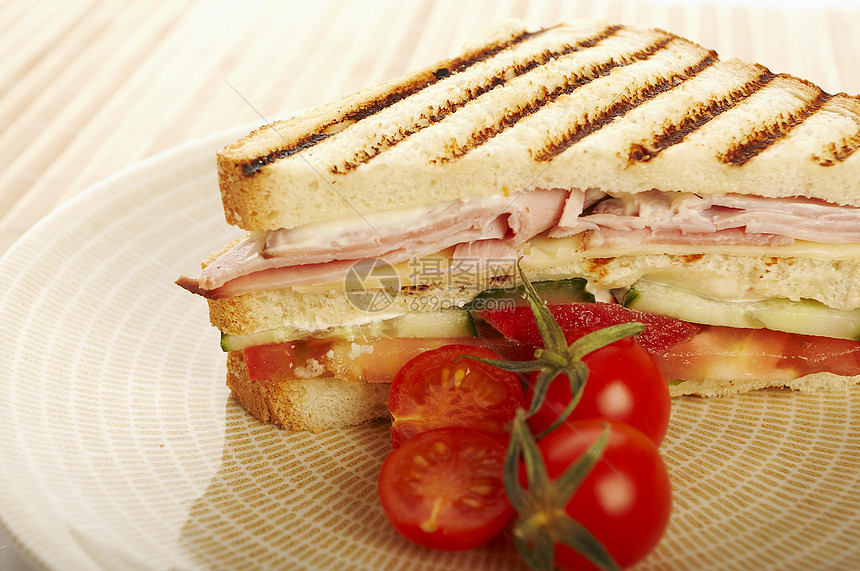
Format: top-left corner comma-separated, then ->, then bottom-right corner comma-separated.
225,351 -> 389,432
217,19 -> 860,232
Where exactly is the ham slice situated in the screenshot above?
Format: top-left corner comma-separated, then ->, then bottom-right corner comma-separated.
566,191 -> 860,245
713,211 -> 860,243
178,188 -> 860,298
566,191 -> 716,232
204,259 -> 360,299
549,188 -> 604,237
452,239 -> 518,264
506,188 -> 568,245
199,196 -> 509,290
710,195 -> 860,243
261,199 -> 509,263
188,189 -> 567,295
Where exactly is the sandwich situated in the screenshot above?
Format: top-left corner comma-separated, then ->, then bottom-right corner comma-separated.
177,19 -> 860,432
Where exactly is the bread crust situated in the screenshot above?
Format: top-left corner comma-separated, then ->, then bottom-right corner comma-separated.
225,351 -> 390,432
669,372 -> 860,398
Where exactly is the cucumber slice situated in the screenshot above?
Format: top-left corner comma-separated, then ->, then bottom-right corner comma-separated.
622,279 -> 860,340
468,277 -> 595,310
387,308 -> 477,338
751,298 -> 860,340
622,281 -> 757,330
220,309 -> 477,352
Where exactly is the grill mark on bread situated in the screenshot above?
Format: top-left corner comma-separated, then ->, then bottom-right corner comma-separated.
627,66 -> 776,163
239,26 -> 555,176
719,77 -> 834,166
812,94 -> 860,166
241,133 -> 330,176
533,49 -> 719,162
435,33 -> 679,164
817,130 -> 860,165
332,24 -> 624,173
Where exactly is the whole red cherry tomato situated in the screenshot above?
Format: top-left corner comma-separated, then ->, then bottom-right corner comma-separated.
527,330 -> 671,447
520,419 -> 672,570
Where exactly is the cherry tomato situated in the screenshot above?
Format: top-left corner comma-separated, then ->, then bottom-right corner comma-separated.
525,419 -> 672,570
388,344 -> 525,447
479,302 -> 700,352
527,331 -> 671,447
378,427 -> 514,551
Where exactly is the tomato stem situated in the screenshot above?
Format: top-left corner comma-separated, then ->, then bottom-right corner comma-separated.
505,410 -> 620,571
495,264 -> 628,571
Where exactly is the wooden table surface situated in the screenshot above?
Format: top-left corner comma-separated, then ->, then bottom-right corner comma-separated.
1,0 -> 858,569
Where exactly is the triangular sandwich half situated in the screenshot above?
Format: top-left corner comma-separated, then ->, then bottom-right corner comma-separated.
178,19 -> 860,432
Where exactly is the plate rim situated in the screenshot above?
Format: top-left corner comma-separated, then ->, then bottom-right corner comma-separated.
0,124 -> 256,571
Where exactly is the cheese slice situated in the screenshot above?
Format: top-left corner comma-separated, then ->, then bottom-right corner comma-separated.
526,235 -> 860,264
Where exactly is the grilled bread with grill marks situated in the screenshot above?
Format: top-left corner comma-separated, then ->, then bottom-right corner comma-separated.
217,19 -> 860,232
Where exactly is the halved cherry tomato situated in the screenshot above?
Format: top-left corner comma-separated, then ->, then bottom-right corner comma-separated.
388,344 -> 525,447
479,302 -> 700,352
523,419 -> 672,570
527,330 -> 671,447
378,427 -> 513,551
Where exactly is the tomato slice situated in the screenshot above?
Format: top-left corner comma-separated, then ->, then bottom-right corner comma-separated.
526,332 -> 671,447
525,420 -> 672,570
243,341 -> 303,382
782,333 -> 860,375
243,335 -> 534,383
388,344 -> 526,447
244,338 -> 460,382
378,427 -> 513,551
478,302 -> 700,352
653,324 -> 860,382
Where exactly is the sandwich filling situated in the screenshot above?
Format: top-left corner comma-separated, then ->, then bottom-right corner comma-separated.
179,188 -> 860,300
176,187 -> 860,391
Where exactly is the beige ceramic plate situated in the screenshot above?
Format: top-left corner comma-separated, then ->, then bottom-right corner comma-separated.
0,128 -> 858,571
